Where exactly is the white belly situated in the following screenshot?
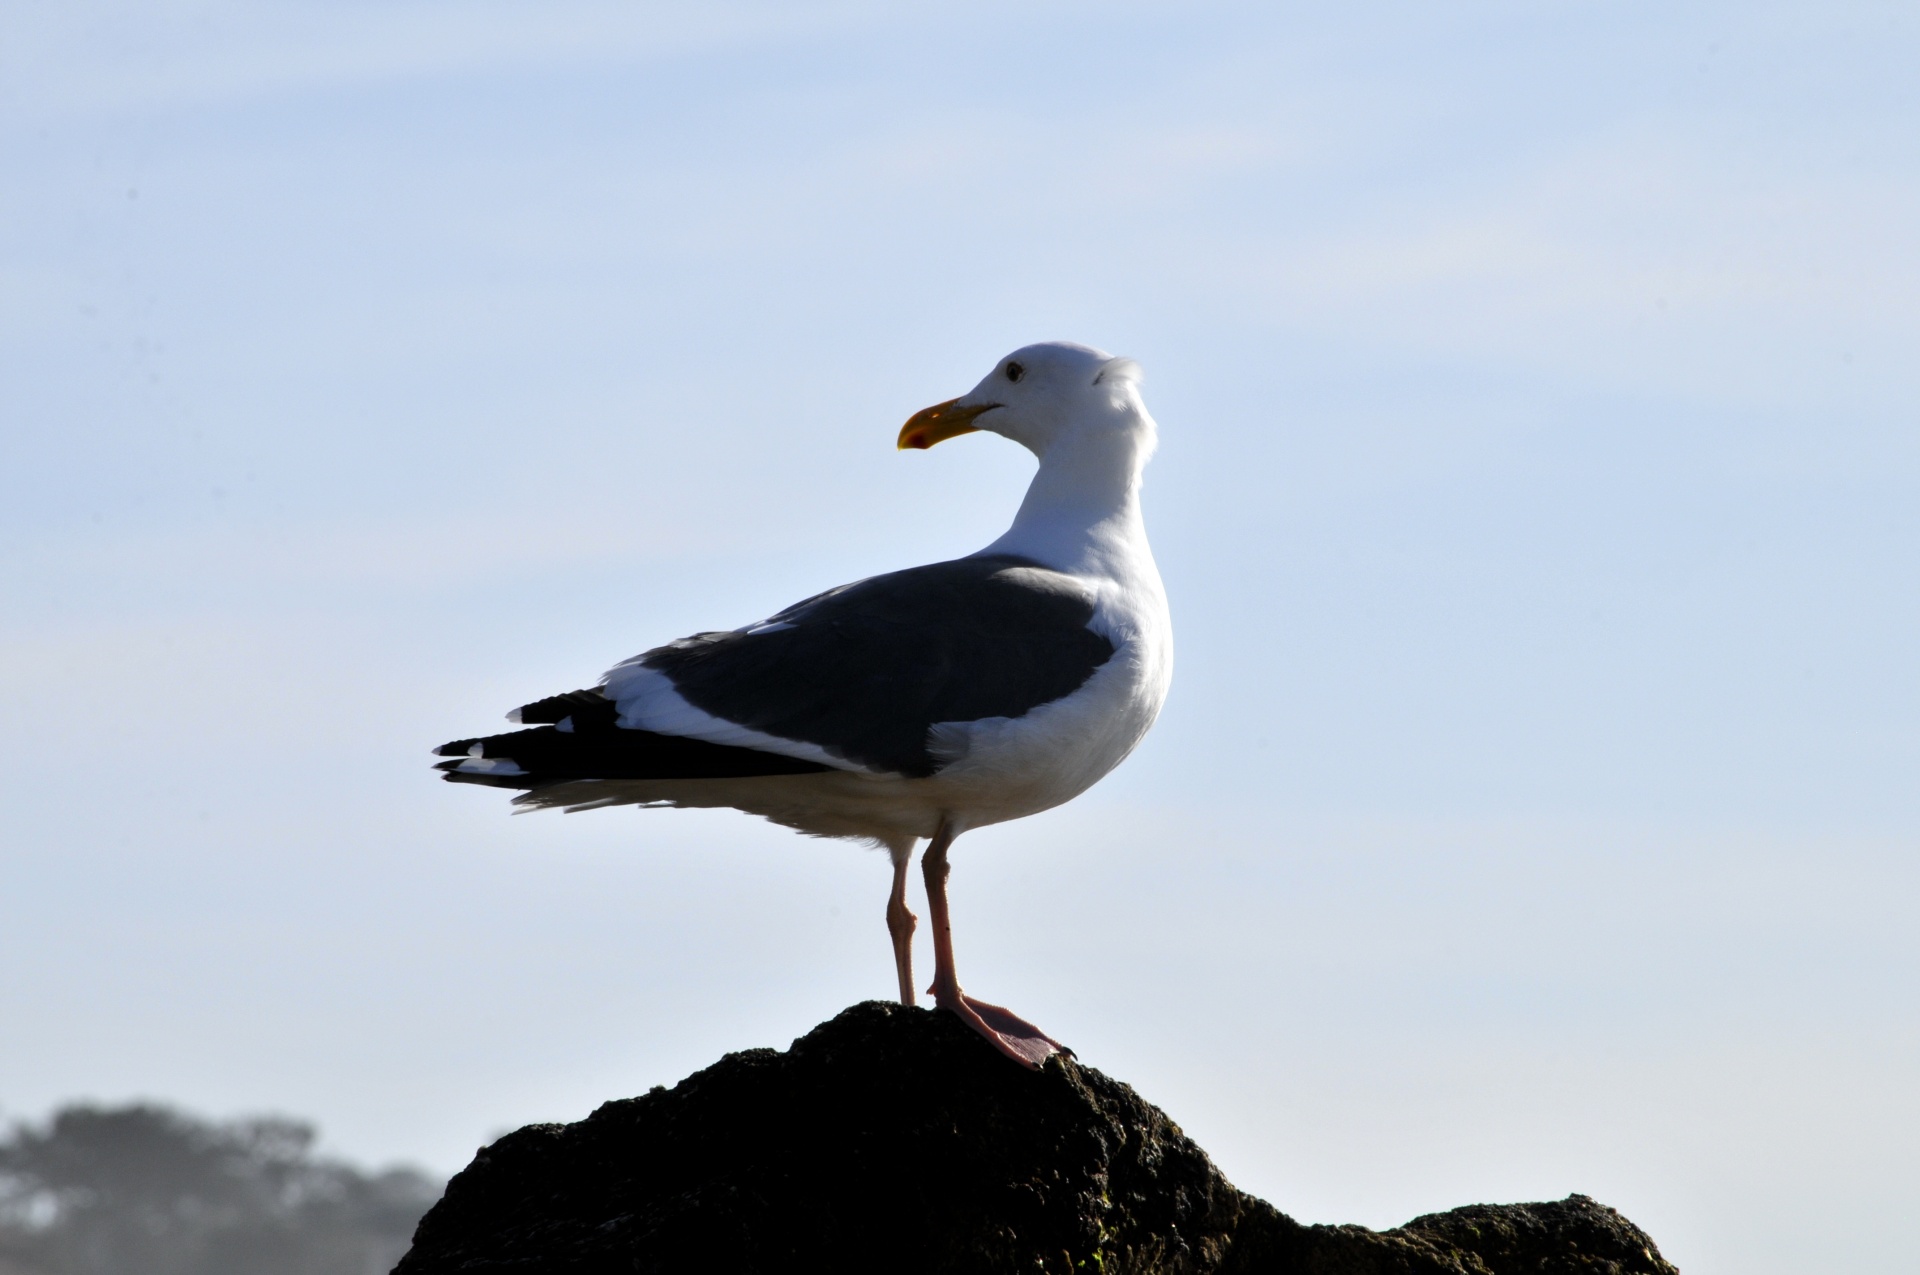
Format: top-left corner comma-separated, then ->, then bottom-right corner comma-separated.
922,630 -> 1168,831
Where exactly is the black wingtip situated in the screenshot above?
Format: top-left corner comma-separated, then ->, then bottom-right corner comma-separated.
510,688 -> 615,727
440,768 -> 539,790
430,719 -> 836,788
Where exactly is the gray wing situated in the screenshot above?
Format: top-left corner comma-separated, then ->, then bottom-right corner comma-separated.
638,555 -> 1115,777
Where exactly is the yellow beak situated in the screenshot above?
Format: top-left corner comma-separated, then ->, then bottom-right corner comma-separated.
898,398 -> 996,450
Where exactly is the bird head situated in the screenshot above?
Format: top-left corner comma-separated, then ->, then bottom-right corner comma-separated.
898,341 -> 1146,460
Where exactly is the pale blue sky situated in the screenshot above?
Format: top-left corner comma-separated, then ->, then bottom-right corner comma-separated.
3,4 -> 1917,1272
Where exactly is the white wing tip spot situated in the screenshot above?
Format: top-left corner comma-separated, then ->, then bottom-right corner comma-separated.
456,756 -> 527,776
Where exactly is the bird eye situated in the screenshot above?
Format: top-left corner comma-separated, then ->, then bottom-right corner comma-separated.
1005,361 -> 1025,383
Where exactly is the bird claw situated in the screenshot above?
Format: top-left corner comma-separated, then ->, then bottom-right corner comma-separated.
932,989 -> 1071,1069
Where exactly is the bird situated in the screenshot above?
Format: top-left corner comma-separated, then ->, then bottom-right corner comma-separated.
433,341 -> 1172,1067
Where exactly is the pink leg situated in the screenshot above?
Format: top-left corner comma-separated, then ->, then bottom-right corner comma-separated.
921,816 -> 1071,1069
885,842 -> 917,1006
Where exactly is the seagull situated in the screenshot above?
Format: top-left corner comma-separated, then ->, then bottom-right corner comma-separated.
434,341 -> 1172,1067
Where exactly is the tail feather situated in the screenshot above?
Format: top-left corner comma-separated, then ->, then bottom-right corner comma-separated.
435,687 -> 832,792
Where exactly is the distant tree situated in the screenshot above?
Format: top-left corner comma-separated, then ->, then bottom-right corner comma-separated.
0,1103 -> 440,1275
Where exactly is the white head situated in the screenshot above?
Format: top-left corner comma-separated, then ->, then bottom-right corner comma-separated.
898,341 -> 1149,461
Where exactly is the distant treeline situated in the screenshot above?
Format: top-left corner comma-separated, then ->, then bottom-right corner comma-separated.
0,1102 -> 440,1275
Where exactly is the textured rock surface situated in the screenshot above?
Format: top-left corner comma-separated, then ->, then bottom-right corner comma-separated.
396,1002 -> 1678,1275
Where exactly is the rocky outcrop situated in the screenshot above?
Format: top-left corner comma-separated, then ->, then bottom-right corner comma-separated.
395,1002 -> 1677,1274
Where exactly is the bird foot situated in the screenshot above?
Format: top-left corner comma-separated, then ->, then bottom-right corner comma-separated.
932,988 -> 1072,1069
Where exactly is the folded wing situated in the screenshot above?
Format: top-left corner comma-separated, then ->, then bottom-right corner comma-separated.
434,554 -> 1116,793
612,554 -> 1116,777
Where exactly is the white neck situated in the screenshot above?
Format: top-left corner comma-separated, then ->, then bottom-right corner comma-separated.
976,416 -> 1155,578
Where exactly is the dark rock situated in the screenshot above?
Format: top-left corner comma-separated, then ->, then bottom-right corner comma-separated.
395,1002 -> 1677,1275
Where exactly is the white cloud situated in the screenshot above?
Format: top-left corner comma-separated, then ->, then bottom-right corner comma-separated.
0,1 -> 872,121
1201,121 -> 1920,410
